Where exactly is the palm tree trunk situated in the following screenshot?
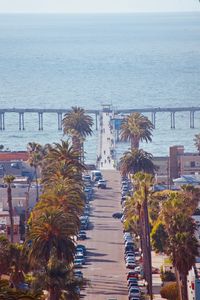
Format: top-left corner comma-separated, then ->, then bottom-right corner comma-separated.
25,182 -> 31,237
35,166 -> 39,202
7,184 -> 14,243
49,287 -> 60,300
181,273 -> 188,300
131,137 -> 139,149
175,266 -> 182,300
139,211 -> 148,281
143,188 -> 153,300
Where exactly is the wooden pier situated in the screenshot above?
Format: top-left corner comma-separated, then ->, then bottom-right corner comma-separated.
0,106 -> 199,130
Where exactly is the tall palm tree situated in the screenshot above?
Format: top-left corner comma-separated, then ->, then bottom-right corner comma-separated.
133,172 -> 153,300
194,133 -> 200,154
27,209 -> 76,266
0,279 -> 44,300
4,175 -> 15,243
45,140 -> 85,171
62,106 -> 93,161
42,140 -> 85,188
45,249 -> 75,300
38,182 -> 85,217
161,193 -> 199,300
0,235 -> 11,278
120,112 -> 154,149
181,185 -> 200,214
120,148 -> 156,177
124,173 -> 153,299
27,142 -> 44,202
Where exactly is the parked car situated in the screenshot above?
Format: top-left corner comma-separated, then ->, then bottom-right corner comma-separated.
97,179 -> 107,189
91,170 -> 102,182
152,267 -> 160,274
77,231 -> 87,240
74,270 -> 83,280
76,244 -> 86,255
127,271 -> 139,280
112,212 -> 123,219
74,259 -> 83,268
75,253 -> 86,265
128,287 -> 141,298
126,261 -> 137,269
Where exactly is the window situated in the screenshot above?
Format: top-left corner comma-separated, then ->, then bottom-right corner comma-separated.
191,161 -> 195,167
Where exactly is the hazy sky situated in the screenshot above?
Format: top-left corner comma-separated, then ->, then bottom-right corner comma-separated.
0,0 -> 199,13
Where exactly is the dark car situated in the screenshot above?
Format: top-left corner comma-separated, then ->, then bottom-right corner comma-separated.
77,231 -> 87,240
112,212 -> 123,219
76,244 -> 86,255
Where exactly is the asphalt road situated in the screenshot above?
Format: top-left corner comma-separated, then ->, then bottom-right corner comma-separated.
82,170 -> 128,300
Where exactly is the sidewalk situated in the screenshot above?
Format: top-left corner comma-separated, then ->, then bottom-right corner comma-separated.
152,251 -> 166,300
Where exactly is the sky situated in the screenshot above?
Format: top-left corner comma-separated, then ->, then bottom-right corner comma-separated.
0,0 -> 199,13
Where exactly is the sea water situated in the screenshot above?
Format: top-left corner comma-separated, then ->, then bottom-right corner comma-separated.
0,13 -> 200,162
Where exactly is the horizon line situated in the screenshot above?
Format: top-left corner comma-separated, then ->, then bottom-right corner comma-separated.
0,10 -> 199,14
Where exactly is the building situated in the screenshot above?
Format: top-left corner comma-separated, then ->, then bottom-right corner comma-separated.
173,175 -> 200,188
0,210 -> 20,243
153,156 -> 169,185
0,151 -> 28,161
169,146 -> 200,181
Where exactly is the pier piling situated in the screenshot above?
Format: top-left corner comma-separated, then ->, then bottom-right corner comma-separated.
190,111 -> 195,129
0,113 -> 5,130
151,112 -> 156,129
19,112 -> 25,130
170,112 -> 176,129
57,113 -> 62,131
38,112 -> 43,131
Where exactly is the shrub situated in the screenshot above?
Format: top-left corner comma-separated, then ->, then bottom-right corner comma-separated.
160,271 -> 176,282
160,282 -> 179,300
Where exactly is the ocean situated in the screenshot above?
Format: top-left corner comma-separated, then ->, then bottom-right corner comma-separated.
0,13 -> 200,163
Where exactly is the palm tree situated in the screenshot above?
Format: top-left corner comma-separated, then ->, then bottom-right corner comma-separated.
27,209 -> 76,266
27,142 -> 44,202
30,253 -> 82,300
123,172 -> 153,299
181,184 -> 200,214
133,172 -> 153,300
0,235 -> 11,278
194,133 -> 200,154
45,249 -> 77,300
42,140 -> 85,188
45,140 -> 85,170
4,175 -> 15,243
62,106 -> 93,161
0,279 -> 44,300
120,148 -> 156,177
38,182 -> 85,217
120,112 -> 154,149
161,193 -> 199,300
168,229 -> 198,300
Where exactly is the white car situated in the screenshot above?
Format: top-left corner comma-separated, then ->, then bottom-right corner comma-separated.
126,261 -> 136,269
97,179 -> 107,189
